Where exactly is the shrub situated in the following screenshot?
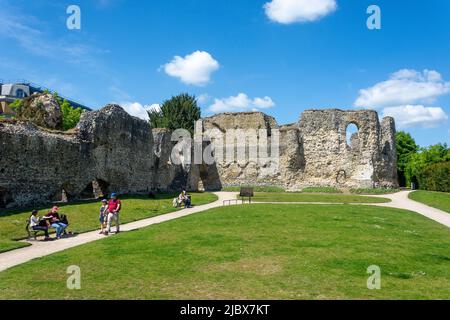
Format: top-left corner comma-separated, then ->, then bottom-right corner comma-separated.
418,162 -> 450,192
8,99 -> 23,112
60,99 -> 83,131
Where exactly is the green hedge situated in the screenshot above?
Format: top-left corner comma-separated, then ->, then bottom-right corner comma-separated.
418,162 -> 450,192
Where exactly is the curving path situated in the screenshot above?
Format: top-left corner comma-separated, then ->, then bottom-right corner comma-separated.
368,190 -> 450,228
0,190 -> 448,273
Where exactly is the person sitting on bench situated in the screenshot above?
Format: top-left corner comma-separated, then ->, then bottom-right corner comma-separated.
178,190 -> 192,208
29,210 -> 51,241
44,206 -> 68,239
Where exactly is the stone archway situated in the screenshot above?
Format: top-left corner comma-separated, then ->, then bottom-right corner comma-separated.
92,179 -> 109,199
80,179 -> 110,199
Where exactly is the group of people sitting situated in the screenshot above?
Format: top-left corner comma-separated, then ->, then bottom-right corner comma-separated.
29,206 -> 70,241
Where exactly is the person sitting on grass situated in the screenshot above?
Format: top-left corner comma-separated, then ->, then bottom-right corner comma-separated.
44,206 -> 68,239
99,199 -> 108,234
29,210 -> 51,241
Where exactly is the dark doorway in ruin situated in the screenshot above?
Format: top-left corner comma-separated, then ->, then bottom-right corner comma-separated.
80,182 -> 94,199
93,179 -> 109,199
50,188 -> 71,203
80,179 -> 109,199
0,186 -> 13,208
346,123 -> 360,151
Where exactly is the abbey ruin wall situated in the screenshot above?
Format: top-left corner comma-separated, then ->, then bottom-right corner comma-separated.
0,104 -> 398,209
201,109 -> 398,190
0,105 -> 156,208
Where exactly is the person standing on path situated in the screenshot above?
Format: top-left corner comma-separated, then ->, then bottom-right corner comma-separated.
105,193 -> 121,235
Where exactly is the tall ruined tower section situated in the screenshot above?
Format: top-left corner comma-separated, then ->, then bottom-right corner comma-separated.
200,109 -> 398,190
298,109 -> 397,189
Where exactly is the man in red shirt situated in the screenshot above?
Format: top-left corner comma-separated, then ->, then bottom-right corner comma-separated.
105,193 -> 121,235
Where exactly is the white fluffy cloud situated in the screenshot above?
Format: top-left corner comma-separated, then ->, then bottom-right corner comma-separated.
121,102 -> 152,121
382,105 -> 448,129
162,51 -> 219,86
208,93 -> 275,113
264,0 -> 337,24
355,69 -> 449,129
355,69 -> 450,108
146,103 -> 161,113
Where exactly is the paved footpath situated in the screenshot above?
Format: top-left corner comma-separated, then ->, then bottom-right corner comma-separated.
0,192 -> 235,272
368,190 -> 450,228
0,190 -> 448,272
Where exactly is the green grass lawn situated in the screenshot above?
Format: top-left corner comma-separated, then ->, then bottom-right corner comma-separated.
0,192 -> 218,253
300,187 -> 343,193
245,192 -> 390,203
409,190 -> 450,213
0,204 -> 449,299
351,188 -> 400,195
222,185 -> 285,192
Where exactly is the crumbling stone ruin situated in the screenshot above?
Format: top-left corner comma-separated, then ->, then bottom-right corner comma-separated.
0,105 -> 155,209
0,102 -> 398,209
200,110 -> 397,191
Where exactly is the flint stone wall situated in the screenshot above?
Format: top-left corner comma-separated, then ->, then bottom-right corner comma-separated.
201,109 -> 398,190
0,105 -> 155,208
0,105 -> 398,209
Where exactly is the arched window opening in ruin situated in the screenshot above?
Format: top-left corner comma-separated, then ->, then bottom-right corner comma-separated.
0,187 -> 13,208
346,123 -> 360,150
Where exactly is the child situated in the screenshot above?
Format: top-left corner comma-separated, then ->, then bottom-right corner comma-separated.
29,210 -> 51,241
99,199 -> 108,234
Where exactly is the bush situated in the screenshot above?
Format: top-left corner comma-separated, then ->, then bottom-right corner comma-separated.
418,162 -> 450,192
8,99 -> 23,112
60,99 -> 83,131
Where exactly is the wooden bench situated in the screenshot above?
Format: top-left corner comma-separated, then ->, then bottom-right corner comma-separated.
25,220 -> 46,240
223,187 -> 254,206
239,187 -> 254,204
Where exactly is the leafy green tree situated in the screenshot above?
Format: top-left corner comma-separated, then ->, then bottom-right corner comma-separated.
396,131 -> 419,186
148,93 -> 201,134
405,143 -> 450,187
61,99 -> 83,130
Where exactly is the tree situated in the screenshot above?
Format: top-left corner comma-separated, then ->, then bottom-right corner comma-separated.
396,131 -> 419,186
61,99 -> 83,131
405,143 -> 450,188
148,93 -> 201,134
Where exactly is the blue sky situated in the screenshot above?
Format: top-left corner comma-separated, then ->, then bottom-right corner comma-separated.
0,0 -> 449,147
